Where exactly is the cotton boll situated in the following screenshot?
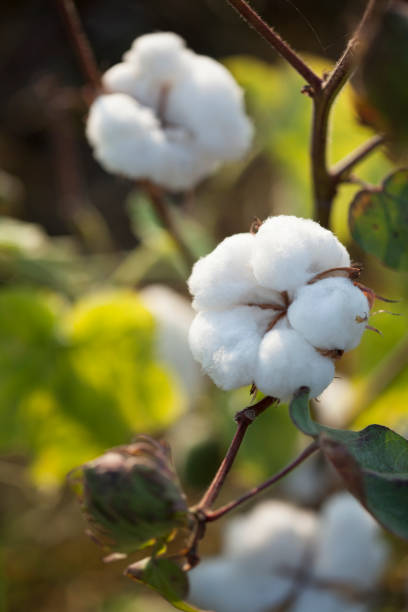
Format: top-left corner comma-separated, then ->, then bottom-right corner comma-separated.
188,233 -> 282,311
165,54 -> 253,159
123,32 -> 187,82
188,306 -> 272,389
251,216 -> 351,292
254,328 -> 335,400
223,501 -> 317,573
188,559 -> 293,612
288,278 -> 370,351
313,493 -> 389,591
139,285 -> 203,401
291,589 -> 369,612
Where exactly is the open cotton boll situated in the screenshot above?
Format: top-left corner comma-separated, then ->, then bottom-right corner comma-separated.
188,306 -> 271,389
251,216 -> 351,292
165,54 -> 253,159
254,328 -> 335,400
188,559 -> 293,612
313,493 -> 389,590
188,233 -> 283,311
316,378 -> 355,428
223,501 -> 317,571
123,32 -> 187,82
291,589 -> 369,612
288,278 -> 370,351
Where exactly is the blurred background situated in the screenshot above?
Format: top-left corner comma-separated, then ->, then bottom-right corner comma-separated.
0,1 -> 407,611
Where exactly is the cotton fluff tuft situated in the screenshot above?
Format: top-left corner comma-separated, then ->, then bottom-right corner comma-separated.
187,494 -> 388,612
87,32 -> 253,189
188,307 -> 272,390
288,277 -> 370,351
188,233 -> 282,311
251,216 -> 350,292
254,328 -> 335,401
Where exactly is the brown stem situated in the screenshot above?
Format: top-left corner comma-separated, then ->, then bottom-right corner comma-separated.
311,0 -> 388,228
56,0 -> 102,93
196,396 -> 276,511
204,440 -> 319,522
225,0 -> 321,91
142,181 -> 196,271
331,135 -> 385,182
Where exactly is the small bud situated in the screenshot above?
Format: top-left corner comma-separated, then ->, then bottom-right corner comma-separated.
69,436 -> 190,554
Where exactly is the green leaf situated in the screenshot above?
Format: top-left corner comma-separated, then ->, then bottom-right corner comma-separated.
349,169 -> 408,269
290,388 -> 408,540
125,557 -> 203,612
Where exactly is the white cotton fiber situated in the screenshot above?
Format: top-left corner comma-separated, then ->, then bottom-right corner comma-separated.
254,328 -> 335,400
123,32 -> 187,82
223,501 -> 317,572
86,94 -> 217,190
188,233 -> 283,311
86,93 -> 161,177
251,216 -> 351,292
291,589 -> 369,612
165,54 -> 253,159
102,62 -> 162,111
313,493 -> 389,590
188,559 -> 293,612
288,277 -> 370,351
188,306 -> 272,389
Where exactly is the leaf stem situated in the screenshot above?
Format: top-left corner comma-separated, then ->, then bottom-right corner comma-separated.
204,440 -> 319,522
196,396 -> 276,511
225,0 -> 322,91
56,0 -> 102,92
311,0 -> 388,227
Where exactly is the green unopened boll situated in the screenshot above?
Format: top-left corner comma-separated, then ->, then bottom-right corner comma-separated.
69,436 -> 190,554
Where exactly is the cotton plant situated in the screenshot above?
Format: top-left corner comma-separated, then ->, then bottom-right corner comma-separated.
57,0 -> 408,610
86,32 -> 253,191
188,493 -> 389,612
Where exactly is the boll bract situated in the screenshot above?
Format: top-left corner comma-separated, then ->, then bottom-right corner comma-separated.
86,32 -> 253,190
188,215 -> 371,401
188,493 -> 388,612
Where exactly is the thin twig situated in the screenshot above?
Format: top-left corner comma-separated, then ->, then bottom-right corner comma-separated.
311,0 -> 388,227
142,181 -> 197,271
225,0 -> 322,91
56,0 -> 102,92
331,134 -> 385,182
204,440 -> 319,522
196,396 -> 276,511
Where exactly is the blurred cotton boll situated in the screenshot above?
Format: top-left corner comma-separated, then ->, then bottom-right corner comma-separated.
315,377 -> 355,428
187,493 -> 388,612
139,285 -> 203,403
86,32 -> 253,190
